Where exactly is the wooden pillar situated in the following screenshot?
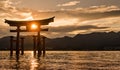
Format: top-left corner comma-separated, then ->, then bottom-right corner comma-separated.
37,25 -> 42,58
20,37 -> 24,55
37,31 -> 42,58
10,36 -> 14,57
16,26 -> 20,61
42,36 -> 46,57
33,35 -> 37,57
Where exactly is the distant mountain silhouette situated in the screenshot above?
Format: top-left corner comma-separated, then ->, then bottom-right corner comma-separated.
1,32 -> 120,50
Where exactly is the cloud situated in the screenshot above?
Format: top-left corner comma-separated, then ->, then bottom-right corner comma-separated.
0,0 -> 33,20
31,5 -> 120,38
32,5 -> 120,22
42,25 -> 108,38
49,25 -> 108,32
75,5 -> 120,13
0,0 -> 33,38
0,3 -> 120,38
57,1 -> 80,7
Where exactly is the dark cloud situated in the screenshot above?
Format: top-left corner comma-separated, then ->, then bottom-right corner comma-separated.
74,10 -> 120,20
49,25 -> 108,32
32,5 -> 120,21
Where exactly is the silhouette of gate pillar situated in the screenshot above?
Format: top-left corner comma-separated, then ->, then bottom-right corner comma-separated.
41,36 -> 46,57
33,35 -> 37,57
10,36 -> 14,57
20,37 -> 24,55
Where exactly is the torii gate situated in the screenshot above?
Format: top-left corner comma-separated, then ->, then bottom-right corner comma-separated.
5,17 -> 55,61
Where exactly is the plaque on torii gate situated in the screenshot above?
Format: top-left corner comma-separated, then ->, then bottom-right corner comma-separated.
5,17 -> 55,61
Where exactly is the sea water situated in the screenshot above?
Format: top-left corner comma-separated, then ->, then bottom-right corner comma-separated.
0,51 -> 120,70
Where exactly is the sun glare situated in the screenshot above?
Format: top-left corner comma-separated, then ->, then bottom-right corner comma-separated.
31,24 -> 38,30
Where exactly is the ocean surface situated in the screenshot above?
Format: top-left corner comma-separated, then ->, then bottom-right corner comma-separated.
0,51 -> 120,70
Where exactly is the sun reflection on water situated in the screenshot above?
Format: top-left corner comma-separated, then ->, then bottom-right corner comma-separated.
29,51 -> 39,70
30,58 -> 39,70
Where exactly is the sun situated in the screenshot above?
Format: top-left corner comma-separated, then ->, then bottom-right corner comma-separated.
31,24 -> 38,30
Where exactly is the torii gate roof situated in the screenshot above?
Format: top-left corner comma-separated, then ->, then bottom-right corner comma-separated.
5,16 -> 55,26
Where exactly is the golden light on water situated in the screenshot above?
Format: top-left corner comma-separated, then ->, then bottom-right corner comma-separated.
31,59 -> 39,70
29,51 -> 39,70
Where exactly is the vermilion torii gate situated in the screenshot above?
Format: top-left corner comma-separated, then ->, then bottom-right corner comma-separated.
5,17 -> 55,61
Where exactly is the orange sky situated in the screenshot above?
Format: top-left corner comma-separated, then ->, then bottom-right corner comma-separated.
0,0 -> 120,38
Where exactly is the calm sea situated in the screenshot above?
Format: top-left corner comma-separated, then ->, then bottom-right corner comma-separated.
0,51 -> 120,70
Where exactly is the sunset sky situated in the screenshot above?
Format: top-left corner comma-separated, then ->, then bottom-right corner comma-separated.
0,0 -> 120,38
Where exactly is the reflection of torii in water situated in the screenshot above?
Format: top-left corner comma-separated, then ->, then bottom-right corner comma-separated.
5,16 -> 55,61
